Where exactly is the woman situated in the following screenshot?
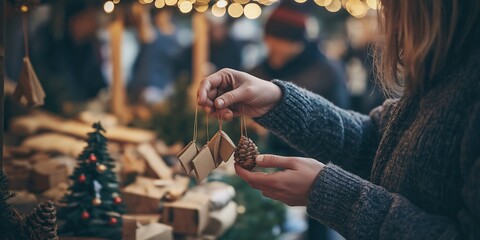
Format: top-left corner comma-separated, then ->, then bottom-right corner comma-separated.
197,0 -> 480,239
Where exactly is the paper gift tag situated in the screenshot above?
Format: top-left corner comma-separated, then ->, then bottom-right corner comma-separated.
13,57 -> 46,107
207,131 -> 222,166
192,146 -> 216,182
177,141 -> 199,174
219,131 -> 236,163
207,131 -> 236,167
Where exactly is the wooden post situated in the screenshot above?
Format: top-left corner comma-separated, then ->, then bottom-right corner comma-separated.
110,9 -> 130,123
0,0 -> 5,171
190,13 -> 209,106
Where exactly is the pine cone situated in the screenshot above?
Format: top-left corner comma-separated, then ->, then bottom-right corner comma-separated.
234,136 -> 259,171
25,200 -> 59,240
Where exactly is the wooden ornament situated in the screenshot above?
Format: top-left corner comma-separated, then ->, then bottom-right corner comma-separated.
177,141 -> 200,174
192,146 -> 216,182
12,58 -> 46,108
92,198 -> 102,206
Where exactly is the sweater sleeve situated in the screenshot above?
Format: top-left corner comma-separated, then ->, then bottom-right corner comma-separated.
306,102 -> 480,240
255,80 -> 391,175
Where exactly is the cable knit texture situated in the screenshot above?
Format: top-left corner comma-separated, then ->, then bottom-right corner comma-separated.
255,50 -> 480,239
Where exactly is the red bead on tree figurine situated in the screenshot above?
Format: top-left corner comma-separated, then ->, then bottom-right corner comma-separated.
89,153 -> 97,163
81,211 -> 90,220
78,174 -> 86,183
108,217 -> 118,226
114,197 -> 122,204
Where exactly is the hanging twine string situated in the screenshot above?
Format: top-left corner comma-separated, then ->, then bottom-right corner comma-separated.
217,111 -> 223,132
241,105 -> 248,137
22,11 -> 29,57
192,105 -> 198,141
206,110 -> 210,141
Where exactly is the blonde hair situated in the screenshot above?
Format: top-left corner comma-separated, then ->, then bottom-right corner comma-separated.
376,0 -> 480,96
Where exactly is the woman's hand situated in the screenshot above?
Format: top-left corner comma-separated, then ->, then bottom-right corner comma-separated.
235,154 -> 325,206
197,68 -> 283,120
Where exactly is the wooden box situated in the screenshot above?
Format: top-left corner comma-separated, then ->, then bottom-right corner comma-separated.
162,193 -> 209,235
31,160 -> 68,192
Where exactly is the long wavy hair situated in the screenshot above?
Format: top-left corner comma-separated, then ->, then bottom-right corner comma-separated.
376,0 -> 480,96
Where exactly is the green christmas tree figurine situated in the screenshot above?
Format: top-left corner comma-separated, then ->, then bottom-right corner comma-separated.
60,122 -> 125,239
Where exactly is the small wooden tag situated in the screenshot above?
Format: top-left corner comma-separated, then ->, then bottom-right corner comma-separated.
177,141 -> 199,174
192,146 -> 216,182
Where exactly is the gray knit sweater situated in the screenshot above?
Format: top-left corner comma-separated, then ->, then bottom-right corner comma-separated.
255,51 -> 480,239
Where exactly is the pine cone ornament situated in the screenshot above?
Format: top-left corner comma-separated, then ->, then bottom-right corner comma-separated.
25,200 -> 59,240
234,136 -> 260,171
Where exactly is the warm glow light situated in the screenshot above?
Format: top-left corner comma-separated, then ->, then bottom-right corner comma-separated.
314,0 -> 332,7
212,4 -> 226,17
325,0 -> 341,12
346,0 -> 368,18
20,5 -> 29,12
234,0 -> 249,4
144,0 -> 154,3
165,0 -> 178,6
295,0 -> 307,3
366,0 -> 378,9
194,4 -> 209,12
155,0 -> 165,8
113,0 -> 120,3
104,1 -> 115,13
216,0 -> 228,8
179,0 -> 193,13
244,3 -> 261,19
228,3 -> 243,18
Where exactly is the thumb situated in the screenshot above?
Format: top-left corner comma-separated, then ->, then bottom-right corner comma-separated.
215,87 -> 248,110
256,154 -> 295,169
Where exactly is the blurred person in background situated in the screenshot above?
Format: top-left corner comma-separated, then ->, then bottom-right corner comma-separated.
342,15 -> 384,114
249,3 -> 350,239
127,6 -> 182,104
30,0 -> 105,113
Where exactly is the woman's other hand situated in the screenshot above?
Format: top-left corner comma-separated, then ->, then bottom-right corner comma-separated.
197,68 -> 283,120
235,154 -> 325,206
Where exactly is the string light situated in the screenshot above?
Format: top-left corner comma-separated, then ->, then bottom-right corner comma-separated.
194,4 -> 209,12
366,0 -> 378,9
216,0 -> 228,8
345,0 -> 368,18
234,0 -> 249,4
325,0 -> 341,12
165,0 -> 178,6
179,0 -> 193,13
104,1 -> 115,13
211,4 -> 226,17
314,0 -> 332,7
244,2 -> 261,19
144,0 -> 154,3
20,5 -> 29,12
295,0 -> 307,3
155,0 -> 166,8
113,0 -> 121,3
228,3 -> 243,18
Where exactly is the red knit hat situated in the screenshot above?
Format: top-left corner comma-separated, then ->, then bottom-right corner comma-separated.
265,5 -> 308,42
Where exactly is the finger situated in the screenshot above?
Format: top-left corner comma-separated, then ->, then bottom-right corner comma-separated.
197,70 -> 234,105
215,87 -> 249,110
234,164 -> 274,187
256,154 -> 296,169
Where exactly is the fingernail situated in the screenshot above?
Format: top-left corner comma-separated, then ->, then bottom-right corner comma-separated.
216,99 -> 224,108
256,155 -> 264,163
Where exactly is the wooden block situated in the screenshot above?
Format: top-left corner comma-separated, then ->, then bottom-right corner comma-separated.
121,145 -> 146,175
122,177 -> 168,214
122,217 -> 138,240
22,133 -> 86,157
123,214 -> 161,225
4,160 -> 32,190
138,143 -> 172,179
192,146 -> 216,182
164,175 -> 190,201
31,160 -> 68,192
10,111 -> 156,143
177,141 -> 199,174
162,193 -> 210,235
137,223 -> 173,240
